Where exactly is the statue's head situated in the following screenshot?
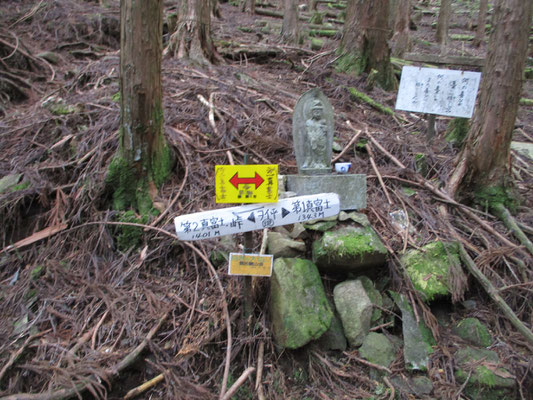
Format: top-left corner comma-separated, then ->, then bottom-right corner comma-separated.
309,99 -> 323,119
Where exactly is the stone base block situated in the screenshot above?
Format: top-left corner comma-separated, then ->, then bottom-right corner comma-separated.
286,174 -> 366,211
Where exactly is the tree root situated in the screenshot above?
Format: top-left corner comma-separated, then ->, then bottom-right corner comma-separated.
492,202 -> 533,257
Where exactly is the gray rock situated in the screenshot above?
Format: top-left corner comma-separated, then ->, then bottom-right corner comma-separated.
0,174 -> 22,194
267,231 -> 306,258
452,317 -> 492,348
390,291 -> 434,371
317,310 -> 347,351
271,258 -> 333,349
333,280 -> 372,347
338,211 -> 370,226
312,226 -> 388,273
359,332 -> 395,368
391,375 -> 433,397
357,276 -> 383,324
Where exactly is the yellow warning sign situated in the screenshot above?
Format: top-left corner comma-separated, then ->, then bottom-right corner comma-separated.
228,253 -> 273,277
215,165 -> 278,204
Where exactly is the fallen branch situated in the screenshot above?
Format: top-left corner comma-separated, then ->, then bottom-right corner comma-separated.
342,351 -> 393,374
0,223 -> 68,254
220,367 -> 256,400
331,121 -> 362,163
255,341 -> 266,400
457,244 -> 533,347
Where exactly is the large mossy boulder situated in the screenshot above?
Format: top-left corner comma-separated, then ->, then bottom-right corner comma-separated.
390,291 -> 435,371
455,347 -> 516,400
402,241 -> 462,302
271,258 -> 333,349
333,280 -> 372,347
312,226 -> 388,273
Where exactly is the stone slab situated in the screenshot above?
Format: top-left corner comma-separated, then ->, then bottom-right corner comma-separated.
286,174 -> 366,211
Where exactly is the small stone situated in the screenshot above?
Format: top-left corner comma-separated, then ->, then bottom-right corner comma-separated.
338,211 -> 370,226
271,258 -> 333,349
0,174 -> 22,194
359,332 -> 395,368
453,317 -> 492,347
317,310 -> 347,351
267,231 -> 306,258
357,276 -> 383,323
304,220 -> 337,232
333,280 -> 372,347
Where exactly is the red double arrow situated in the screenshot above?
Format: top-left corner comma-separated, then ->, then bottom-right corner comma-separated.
229,172 -> 264,189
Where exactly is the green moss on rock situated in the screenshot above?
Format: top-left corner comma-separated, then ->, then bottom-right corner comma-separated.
359,332 -> 395,368
445,118 -> 469,146
453,317 -> 492,347
271,258 -> 333,349
402,241 -> 460,302
313,226 -> 388,273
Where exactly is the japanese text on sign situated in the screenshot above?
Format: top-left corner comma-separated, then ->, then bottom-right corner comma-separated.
395,66 -> 481,118
228,253 -> 273,276
174,193 -> 340,241
216,164 -> 278,204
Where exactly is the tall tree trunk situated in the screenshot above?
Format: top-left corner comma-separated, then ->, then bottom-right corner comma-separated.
473,0 -> 488,47
390,0 -> 411,57
447,0 -> 532,201
338,0 -> 396,91
165,0 -> 218,65
281,0 -> 299,44
436,0 -> 452,46
108,0 -> 172,213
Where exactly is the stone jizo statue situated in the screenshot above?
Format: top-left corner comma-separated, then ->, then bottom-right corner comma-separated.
293,88 -> 334,175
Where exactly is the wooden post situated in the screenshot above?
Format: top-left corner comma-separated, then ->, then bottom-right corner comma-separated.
242,155 -> 254,331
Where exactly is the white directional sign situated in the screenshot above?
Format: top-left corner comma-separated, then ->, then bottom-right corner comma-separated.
396,66 -> 481,118
174,193 -> 340,241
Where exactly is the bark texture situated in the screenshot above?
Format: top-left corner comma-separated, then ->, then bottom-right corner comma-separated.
166,0 -> 218,65
110,0 -> 171,213
448,0 -> 533,199
338,0 -> 396,91
390,0 -> 411,57
436,0 -> 452,45
473,0 -> 488,47
281,0 -> 299,44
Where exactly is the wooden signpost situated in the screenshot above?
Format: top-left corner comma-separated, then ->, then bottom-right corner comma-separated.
174,192 -> 341,241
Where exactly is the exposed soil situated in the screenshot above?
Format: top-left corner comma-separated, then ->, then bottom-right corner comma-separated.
0,0 -> 532,399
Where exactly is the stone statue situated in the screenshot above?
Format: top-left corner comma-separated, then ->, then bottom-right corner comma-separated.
292,88 -> 334,175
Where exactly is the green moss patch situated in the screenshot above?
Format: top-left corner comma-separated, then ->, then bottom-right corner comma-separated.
402,241 -> 460,302
114,210 -> 149,251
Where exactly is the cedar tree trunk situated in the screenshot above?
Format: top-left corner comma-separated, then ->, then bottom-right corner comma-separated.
436,0 -> 452,46
391,0 -> 411,57
447,0 -> 532,200
337,0 -> 396,91
108,0 -> 172,213
473,0 -> 488,47
165,0 -> 218,65
281,0 -> 299,44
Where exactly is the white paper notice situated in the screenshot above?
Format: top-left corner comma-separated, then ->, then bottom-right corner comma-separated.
174,193 -> 340,241
396,66 -> 481,118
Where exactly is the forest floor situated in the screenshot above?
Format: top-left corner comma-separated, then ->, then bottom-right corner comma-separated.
0,0 -> 532,399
